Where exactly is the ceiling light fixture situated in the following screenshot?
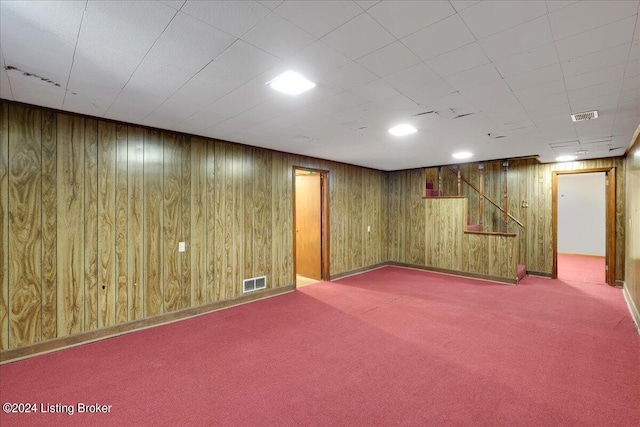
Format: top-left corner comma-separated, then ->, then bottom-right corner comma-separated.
268,70 -> 315,95
388,124 -> 417,136
556,155 -> 576,162
452,151 -> 473,159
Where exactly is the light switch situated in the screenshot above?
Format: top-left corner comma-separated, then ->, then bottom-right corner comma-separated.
179,242 -> 186,252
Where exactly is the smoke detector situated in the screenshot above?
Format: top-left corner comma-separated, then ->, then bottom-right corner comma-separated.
571,110 -> 598,122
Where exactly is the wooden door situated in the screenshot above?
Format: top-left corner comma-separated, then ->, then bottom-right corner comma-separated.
295,173 -> 321,279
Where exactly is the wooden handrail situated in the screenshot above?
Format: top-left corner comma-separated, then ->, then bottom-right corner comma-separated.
444,166 -> 525,228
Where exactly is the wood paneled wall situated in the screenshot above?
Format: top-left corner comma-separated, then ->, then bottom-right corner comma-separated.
389,187 -> 517,281
624,132 -> 640,320
0,101 -> 388,351
422,157 -> 625,279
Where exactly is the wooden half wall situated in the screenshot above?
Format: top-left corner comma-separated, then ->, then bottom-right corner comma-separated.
0,100 -> 389,352
624,128 -> 640,328
389,171 -> 518,282
423,157 -> 626,280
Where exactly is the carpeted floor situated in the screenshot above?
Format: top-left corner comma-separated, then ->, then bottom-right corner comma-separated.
558,253 -> 606,285
1,266 -> 639,426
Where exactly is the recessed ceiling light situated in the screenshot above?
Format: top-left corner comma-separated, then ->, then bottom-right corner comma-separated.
556,155 -> 576,162
574,149 -> 588,155
268,70 -> 315,95
388,124 -> 417,136
452,151 -> 473,159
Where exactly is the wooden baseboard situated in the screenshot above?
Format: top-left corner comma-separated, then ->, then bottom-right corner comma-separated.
527,270 -> 553,278
387,262 -> 518,285
330,262 -> 388,280
558,252 -> 605,258
0,285 -> 295,364
622,282 -> 640,337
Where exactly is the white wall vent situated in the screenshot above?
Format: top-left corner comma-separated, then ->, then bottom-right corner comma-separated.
243,276 -> 267,293
571,110 -> 598,122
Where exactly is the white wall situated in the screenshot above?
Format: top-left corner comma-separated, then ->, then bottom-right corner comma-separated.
558,172 -> 606,256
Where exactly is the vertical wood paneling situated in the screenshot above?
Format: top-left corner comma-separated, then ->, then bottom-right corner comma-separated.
0,103 -> 9,349
212,142 -> 224,302
232,144 -> 243,297
8,105 -> 42,347
56,114 -> 84,336
84,119 -> 98,330
163,133 -> 181,312
625,135 -> 640,311
115,125 -> 128,324
127,127 -> 144,320
144,129 -> 163,316
97,122 -> 116,327
180,135 -> 191,308
1,100 -> 390,350
255,148 -> 271,280
243,148 -> 254,282
40,110 -> 57,340
191,138 -> 206,306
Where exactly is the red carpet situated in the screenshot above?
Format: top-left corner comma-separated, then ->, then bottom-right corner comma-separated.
558,253 -> 606,285
1,266 -> 639,426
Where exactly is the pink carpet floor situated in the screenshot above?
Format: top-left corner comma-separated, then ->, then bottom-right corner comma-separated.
1,266 -> 639,426
558,253 -> 606,285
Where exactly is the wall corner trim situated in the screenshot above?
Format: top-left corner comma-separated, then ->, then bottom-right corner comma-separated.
622,282 -> 640,337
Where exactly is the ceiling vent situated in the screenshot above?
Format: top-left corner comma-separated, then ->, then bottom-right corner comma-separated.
571,110 -> 598,122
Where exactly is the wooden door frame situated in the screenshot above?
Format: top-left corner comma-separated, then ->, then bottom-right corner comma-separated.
293,167 -> 330,282
552,167 -> 616,286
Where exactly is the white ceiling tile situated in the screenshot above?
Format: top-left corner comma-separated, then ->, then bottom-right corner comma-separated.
357,41 -> 421,77
460,79 -> 519,109
445,64 -> 502,91
546,1 -> 578,13
0,0 -> 84,86
480,16 -> 553,62
568,80 -> 624,103
506,63 -> 564,91
160,1 -> 186,10
402,15 -> 476,61
514,79 -> 566,102
561,43 -> 632,78
242,13 -> 315,59
197,40 -> 280,88
355,1 -> 380,10
408,79 -> 456,106
459,0 -> 548,39
494,43 -> 559,77
548,1 -> 639,41
324,61 -> 378,89
565,63 -> 626,91
520,92 -> 569,111
555,16 -> 636,61
630,40 -> 640,61
274,1 -> 362,38
8,74 -> 66,109
367,1 -> 456,39
280,41 -> 351,79
321,12 -> 395,59
181,0 -> 270,38
626,59 -> 640,78
383,63 -> 441,94
569,94 -> 621,113
258,1 -> 284,11
145,12 -> 235,72
622,75 -> 640,92
450,1 -> 482,13
0,51 -> 13,100
349,79 -> 400,102
426,43 -> 489,77
371,94 -> 419,112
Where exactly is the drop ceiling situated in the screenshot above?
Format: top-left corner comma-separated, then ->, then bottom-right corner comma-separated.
1,0 -> 638,170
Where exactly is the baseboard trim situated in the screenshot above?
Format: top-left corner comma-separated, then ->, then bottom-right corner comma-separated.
330,262 -> 388,280
387,262 -> 518,285
0,285 -> 295,364
527,270 -> 553,278
622,282 -> 640,337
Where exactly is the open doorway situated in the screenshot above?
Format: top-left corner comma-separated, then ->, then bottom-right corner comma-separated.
552,167 -> 616,286
294,168 -> 329,287
556,172 -> 606,285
